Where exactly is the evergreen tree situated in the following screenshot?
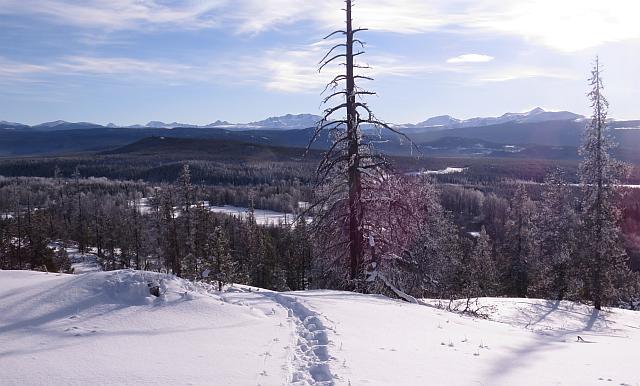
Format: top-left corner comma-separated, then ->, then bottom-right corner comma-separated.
178,164 -> 197,278
578,57 -> 629,310
469,226 -> 498,297
535,169 -> 578,299
200,222 -> 235,291
501,184 -> 538,297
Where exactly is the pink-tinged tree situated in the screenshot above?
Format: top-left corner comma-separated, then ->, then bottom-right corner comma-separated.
578,57 -> 629,310
309,0 -> 415,288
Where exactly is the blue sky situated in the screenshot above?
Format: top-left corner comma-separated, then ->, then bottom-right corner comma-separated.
0,0 -> 639,125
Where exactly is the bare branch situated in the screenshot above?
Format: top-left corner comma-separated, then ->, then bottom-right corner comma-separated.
322,103 -> 348,119
321,75 -> 348,94
353,39 -> 366,48
319,54 -> 347,72
322,91 -> 348,104
360,118 -> 421,154
324,30 -> 346,39
355,91 -> 376,97
319,44 -> 347,64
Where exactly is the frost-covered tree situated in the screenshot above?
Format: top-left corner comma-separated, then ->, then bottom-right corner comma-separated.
534,169 -> 578,299
160,186 -> 181,276
362,175 -> 464,299
72,167 -> 88,254
178,164 -> 197,278
469,226 -> 498,297
309,0 -> 414,287
501,184 -> 538,297
578,58 -> 629,310
200,224 -> 235,291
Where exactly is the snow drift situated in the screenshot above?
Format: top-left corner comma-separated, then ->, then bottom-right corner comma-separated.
0,270 -> 638,385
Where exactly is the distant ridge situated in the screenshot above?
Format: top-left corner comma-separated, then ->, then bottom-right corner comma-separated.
396,108 -> 585,131
0,109 -> 600,132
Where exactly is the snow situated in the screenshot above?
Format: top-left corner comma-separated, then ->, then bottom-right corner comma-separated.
0,270 -> 293,386
209,205 -> 299,226
67,247 -> 102,274
131,198 -> 303,226
407,167 -> 467,176
1,270 -> 639,385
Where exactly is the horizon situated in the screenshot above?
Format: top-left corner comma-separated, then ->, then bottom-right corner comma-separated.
1,1 -> 639,125
3,106 -> 636,129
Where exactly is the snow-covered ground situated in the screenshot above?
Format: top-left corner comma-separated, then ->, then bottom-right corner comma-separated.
209,205 -> 300,226
1,270 -> 638,385
132,198 -> 303,226
406,167 -> 467,176
67,247 -> 102,274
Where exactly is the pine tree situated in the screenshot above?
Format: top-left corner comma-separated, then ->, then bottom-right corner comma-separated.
161,186 -> 181,276
200,222 -> 235,291
535,169 -> 578,299
178,164 -> 197,278
501,184 -> 538,297
72,167 -> 88,254
578,57 -> 629,310
469,226 -> 498,297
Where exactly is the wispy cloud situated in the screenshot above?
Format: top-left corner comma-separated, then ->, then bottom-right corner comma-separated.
0,0 -> 225,30
447,54 -> 494,64
2,0 -> 639,51
474,67 -> 577,83
0,44 -> 571,94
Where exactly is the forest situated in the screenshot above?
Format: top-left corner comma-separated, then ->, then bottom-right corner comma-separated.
1,0 -> 638,314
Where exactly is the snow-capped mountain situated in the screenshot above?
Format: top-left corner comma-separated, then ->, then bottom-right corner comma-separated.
413,115 -> 462,128
144,121 -> 200,129
0,109 -> 604,132
31,120 -> 104,130
0,120 -> 29,129
32,120 -> 69,128
203,120 -> 233,128
246,114 -> 321,130
122,114 -> 320,130
399,108 -> 585,131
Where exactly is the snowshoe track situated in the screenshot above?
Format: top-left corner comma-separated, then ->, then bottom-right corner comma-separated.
269,293 -> 334,386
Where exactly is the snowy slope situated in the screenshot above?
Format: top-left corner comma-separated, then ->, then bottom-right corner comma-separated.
1,270 -> 638,385
0,271 -> 294,386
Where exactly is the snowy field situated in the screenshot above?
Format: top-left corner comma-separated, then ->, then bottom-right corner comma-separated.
406,167 -> 467,176
208,205 -> 300,226
1,270 -> 638,386
133,198 -> 303,226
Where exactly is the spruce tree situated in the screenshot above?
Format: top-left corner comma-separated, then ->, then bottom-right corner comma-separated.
501,184 -> 538,297
578,57 -> 629,310
536,169 -> 578,299
470,226 -> 498,297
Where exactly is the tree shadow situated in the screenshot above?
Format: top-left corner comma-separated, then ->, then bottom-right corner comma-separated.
484,304 -> 609,382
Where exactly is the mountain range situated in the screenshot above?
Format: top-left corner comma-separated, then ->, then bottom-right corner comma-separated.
0,108 -> 607,132
398,107 -> 585,131
0,108 -> 639,161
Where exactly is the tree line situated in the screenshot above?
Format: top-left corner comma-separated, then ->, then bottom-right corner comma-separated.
308,1 -> 638,310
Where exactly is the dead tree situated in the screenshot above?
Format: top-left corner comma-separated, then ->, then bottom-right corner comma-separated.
309,0 -> 415,285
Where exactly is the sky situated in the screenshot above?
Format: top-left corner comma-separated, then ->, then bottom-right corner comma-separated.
0,0 -> 639,126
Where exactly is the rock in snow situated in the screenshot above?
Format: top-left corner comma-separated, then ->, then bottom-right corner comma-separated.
0,270 -> 638,385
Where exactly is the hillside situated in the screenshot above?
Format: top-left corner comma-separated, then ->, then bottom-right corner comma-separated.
103,136 -> 323,162
1,270 -> 638,385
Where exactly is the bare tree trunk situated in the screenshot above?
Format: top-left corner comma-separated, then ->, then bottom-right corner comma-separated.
345,0 -> 363,281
